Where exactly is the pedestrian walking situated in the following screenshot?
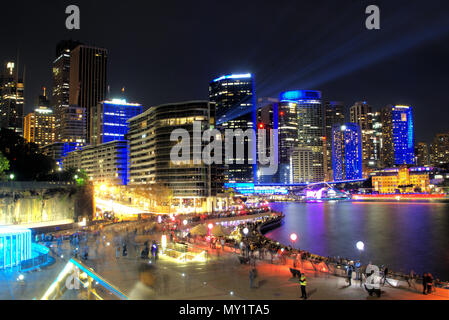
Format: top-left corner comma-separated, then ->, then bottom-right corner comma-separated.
422,273 -> 428,294
123,243 -> 128,257
427,273 -> 434,294
299,274 -> 307,299
116,246 -> 121,259
382,267 -> 389,285
249,268 -> 255,288
347,265 -> 353,286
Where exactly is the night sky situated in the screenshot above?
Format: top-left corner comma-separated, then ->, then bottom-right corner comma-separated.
1,0 -> 448,143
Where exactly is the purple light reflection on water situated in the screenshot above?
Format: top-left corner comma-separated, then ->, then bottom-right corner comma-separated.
266,201 -> 449,280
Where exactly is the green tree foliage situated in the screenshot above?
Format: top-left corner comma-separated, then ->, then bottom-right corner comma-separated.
0,151 -> 10,180
0,128 -> 56,180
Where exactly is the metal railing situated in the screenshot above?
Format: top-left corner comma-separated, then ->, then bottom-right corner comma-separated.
41,258 -> 128,300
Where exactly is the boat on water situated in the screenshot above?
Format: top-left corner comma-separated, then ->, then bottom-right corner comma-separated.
303,187 -> 351,202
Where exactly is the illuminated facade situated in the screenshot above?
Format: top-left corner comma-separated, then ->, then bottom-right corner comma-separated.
372,166 -> 430,194
278,101 -> 298,184
69,45 -> 108,143
280,90 -> 325,182
52,40 -> 86,144
256,98 -> 278,183
0,227 -> 32,269
292,147 -> 314,183
332,123 -> 363,181
324,101 -> 345,179
40,142 -> 83,169
350,102 -> 381,176
63,140 -> 129,185
128,101 -> 223,211
430,132 -> 449,166
381,105 -> 415,167
415,142 -> 430,167
24,107 -> 56,146
90,99 -> 142,145
0,61 -> 24,135
209,74 -> 256,183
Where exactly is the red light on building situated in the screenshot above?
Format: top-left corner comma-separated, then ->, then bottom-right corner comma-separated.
259,123 -> 264,129
280,111 -> 285,116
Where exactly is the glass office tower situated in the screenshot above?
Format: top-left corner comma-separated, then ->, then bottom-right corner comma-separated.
209,74 -> 256,183
90,99 -> 143,145
381,105 -> 415,167
280,90 -> 325,182
332,123 -> 363,181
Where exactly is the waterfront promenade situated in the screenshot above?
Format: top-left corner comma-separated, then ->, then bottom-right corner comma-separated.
1,215 -> 447,300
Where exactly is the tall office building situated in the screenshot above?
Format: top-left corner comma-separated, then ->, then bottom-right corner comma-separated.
128,101 -> 223,212
332,123 -> 363,181
277,100 -> 298,184
90,99 -> 142,145
256,98 -> 278,183
52,40 -> 86,144
63,140 -> 129,185
324,101 -> 345,180
350,101 -> 379,176
69,45 -> 108,143
415,142 -> 430,167
381,105 -> 415,167
430,132 -> 449,166
280,90 -> 325,182
209,73 -> 256,183
23,106 -> 56,147
292,147 -> 314,183
0,61 -> 24,134
372,111 -> 382,168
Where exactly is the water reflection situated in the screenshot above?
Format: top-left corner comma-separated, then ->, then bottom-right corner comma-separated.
266,201 -> 449,280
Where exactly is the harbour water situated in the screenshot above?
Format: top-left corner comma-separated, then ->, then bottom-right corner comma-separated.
266,201 -> 449,280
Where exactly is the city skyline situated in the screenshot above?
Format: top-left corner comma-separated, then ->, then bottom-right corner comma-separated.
1,0 -> 449,143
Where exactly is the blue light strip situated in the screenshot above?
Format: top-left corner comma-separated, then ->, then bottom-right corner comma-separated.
212,73 -> 252,82
69,258 -> 128,300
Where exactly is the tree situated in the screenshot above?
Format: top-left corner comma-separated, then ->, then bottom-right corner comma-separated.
0,128 -> 56,180
0,151 -> 9,181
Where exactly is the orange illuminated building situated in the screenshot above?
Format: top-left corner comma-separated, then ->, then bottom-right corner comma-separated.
372,166 -> 430,194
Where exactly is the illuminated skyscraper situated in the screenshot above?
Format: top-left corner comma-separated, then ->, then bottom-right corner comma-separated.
256,98 -> 278,183
277,100 -> 298,184
350,101 -> 380,176
24,106 -> 56,147
69,45 -> 108,143
52,40 -> 86,144
280,90 -> 325,182
415,142 -> 430,167
332,123 -> 363,181
324,101 -> 345,180
381,105 -> 415,167
128,101 -> 223,211
209,74 -> 256,183
430,132 -> 449,166
0,61 -> 24,134
90,99 -> 142,145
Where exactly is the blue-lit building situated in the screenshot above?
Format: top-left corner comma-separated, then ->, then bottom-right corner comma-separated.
381,105 -> 415,167
332,123 -> 363,181
279,90 -> 325,183
90,99 -> 143,145
40,141 -> 83,169
209,74 -> 257,183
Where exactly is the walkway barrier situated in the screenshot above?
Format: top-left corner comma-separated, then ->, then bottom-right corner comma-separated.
41,258 -> 127,300
19,243 -> 50,271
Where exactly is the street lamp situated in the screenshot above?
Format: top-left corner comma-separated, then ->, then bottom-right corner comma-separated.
243,227 -> 249,236
356,241 -> 364,281
183,220 -> 188,226
9,173 -> 14,180
290,233 -> 298,249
